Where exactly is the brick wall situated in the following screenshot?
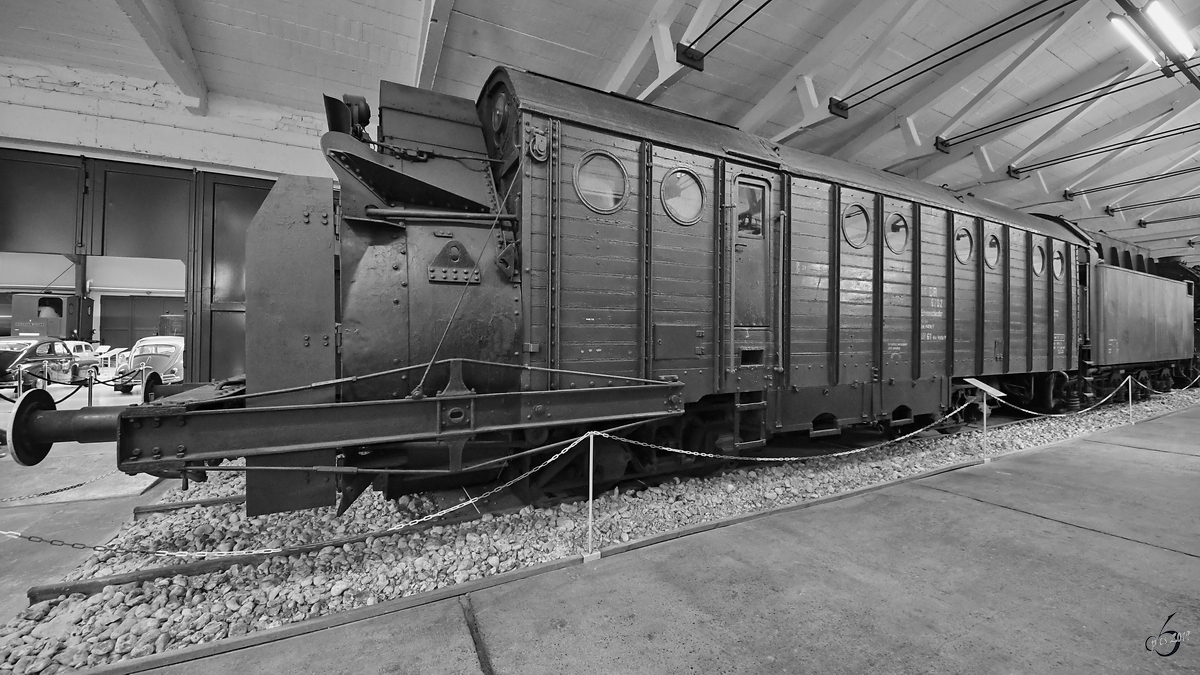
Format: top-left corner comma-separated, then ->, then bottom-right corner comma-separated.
0,57 -> 333,178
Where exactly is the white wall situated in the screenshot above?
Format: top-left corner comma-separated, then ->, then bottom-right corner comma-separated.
0,57 -> 333,179
0,252 -> 185,340
0,252 -> 76,293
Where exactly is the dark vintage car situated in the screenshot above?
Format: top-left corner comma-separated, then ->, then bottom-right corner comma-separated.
0,336 -> 88,389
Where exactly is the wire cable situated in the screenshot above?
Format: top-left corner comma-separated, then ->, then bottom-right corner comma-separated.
1109,190 -> 1200,213
699,0 -> 779,58
684,0 -> 750,50
843,0 -> 1084,110
1013,120 -> 1200,174
1067,162 -> 1200,198
941,61 -> 1195,148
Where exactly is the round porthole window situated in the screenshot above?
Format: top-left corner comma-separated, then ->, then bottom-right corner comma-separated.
574,151 -> 628,214
984,234 -> 1002,269
490,92 -> 508,132
953,227 -> 974,264
661,169 -> 705,225
1033,245 -> 1046,276
842,204 -> 871,249
1053,250 -> 1066,279
884,213 -> 909,254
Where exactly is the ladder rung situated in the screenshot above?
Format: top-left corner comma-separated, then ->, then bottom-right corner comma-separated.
735,401 -> 767,411
809,427 -> 841,438
734,439 -> 767,451
890,417 -> 914,426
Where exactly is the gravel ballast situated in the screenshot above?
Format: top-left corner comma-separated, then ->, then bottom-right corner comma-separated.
2,389 -> 1197,672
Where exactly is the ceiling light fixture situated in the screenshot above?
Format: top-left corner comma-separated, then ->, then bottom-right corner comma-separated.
1145,1 -> 1195,58
1113,0 -> 1200,91
1109,12 -> 1162,65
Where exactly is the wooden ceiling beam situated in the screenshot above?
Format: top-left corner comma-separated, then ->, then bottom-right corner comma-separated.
1122,225 -> 1200,243
114,0 -> 207,114
751,0 -> 932,141
601,0 -> 689,95
902,53 -> 1137,181
830,11 -> 1057,162
935,3 -> 1090,142
1054,147 -> 1200,219
418,0 -> 456,90
636,0 -> 723,103
968,87 -> 1198,199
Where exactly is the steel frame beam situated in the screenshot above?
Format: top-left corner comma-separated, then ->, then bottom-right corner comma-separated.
112,381 -> 684,473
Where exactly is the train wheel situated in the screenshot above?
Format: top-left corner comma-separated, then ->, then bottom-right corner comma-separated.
1157,368 -> 1173,392
1134,370 -> 1153,400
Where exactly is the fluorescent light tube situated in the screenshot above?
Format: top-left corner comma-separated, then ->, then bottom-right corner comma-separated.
1109,12 -> 1162,65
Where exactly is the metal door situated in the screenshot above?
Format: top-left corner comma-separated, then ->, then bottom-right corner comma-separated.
727,166 -> 781,382
194,173 -> 272,382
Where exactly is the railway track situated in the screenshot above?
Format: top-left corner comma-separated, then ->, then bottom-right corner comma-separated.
9,404 -> 1127,602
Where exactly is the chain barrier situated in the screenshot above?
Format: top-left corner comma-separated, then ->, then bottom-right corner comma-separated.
0,391 -> 14,403
996,375 -> 1131,418
0,435 -> 585,560
0,471 -> 121,503
52,385 -> 85,405
598,400 -> 975,465
89,371 -> 141,387
5,368 -> 1199,561
1131,370 -> 1200,396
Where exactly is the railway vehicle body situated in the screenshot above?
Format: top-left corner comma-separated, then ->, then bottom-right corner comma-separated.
6,68 -> 1194,515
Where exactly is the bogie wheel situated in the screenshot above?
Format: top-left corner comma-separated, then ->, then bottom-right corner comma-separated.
937,392 -> 970,434
1135,370 -> 1153,401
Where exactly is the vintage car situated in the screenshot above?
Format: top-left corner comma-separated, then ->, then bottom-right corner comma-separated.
113,336 -> 185,394
0,336 -> 88,389
62,340 -> 101,381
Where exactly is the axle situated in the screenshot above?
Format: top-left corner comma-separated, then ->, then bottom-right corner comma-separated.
6,389 -> 122,466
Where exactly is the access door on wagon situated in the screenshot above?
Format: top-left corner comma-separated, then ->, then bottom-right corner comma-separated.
725,164 -> 783,388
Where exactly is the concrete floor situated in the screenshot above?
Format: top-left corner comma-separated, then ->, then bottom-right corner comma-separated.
98,405 -> 1200,675
0,382 -> 162,620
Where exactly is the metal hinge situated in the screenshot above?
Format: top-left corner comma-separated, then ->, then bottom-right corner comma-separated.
83,169 -> 90,195
523,342 -> 541,353
334,324 -> 343,349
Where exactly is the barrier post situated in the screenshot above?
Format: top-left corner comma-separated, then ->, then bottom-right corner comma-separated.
587,432 -> 595,556
87,370 -> 93,407
981,391 -> 987,454
16,365 -> 23,398
1128,376 -> 1133,425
